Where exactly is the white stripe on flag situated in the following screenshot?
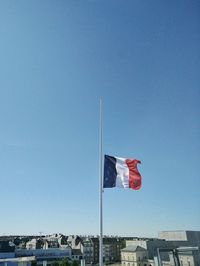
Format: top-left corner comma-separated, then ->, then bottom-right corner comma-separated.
115,157 -> 129,188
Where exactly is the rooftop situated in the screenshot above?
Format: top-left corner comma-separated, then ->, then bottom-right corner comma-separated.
121,245 -> 147,252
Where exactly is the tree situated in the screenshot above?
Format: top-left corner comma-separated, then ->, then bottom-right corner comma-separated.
31,261 -> 37,266
52,261 -> 60,266
71,261 -> 79,266
60,258 -> 71,266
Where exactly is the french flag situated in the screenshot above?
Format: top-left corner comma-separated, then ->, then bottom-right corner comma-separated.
103,155 -> 142,190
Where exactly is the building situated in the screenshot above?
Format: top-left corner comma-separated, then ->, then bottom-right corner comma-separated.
103,238 -> 125,263
159,231 -> 200,248
69,236 -> 94,264
71,249 -> 83,261
0,256 -> 35,266
159,231 -> 200,266
90,237 -> 99,264
26,239 -> 44,250
0,240 -> 35,266
69,236 -> 125,264
16,247 -> 72,265
123,232 -> 200,266
121,246 -> 148,266
125,238 -> 170,260
0,240 -> 15,260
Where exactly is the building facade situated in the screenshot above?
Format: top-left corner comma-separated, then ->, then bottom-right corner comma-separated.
121,246 -> 148,266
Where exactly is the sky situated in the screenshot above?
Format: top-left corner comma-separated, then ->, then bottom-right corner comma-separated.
0,0 -> 199,237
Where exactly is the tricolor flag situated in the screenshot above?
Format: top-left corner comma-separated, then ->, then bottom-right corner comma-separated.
103,155 -> 142,190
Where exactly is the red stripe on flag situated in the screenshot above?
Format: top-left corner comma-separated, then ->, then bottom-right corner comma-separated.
126,159 -> 142,190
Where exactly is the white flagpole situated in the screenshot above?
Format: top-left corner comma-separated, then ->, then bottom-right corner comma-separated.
99,98 -> 103,266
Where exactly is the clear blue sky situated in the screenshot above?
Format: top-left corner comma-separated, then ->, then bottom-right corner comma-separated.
0,0 -> 199,237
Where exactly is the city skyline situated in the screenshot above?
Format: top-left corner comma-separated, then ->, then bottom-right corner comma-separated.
0,0 -> 199,236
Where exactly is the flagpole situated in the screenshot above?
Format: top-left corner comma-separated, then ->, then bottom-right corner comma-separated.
99,98 -> 103,266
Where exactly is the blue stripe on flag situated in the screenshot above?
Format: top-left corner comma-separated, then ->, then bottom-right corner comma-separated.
103,155 -> 117,188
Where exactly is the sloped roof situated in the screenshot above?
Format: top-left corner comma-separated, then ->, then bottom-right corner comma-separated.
121,245 -> 147,252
